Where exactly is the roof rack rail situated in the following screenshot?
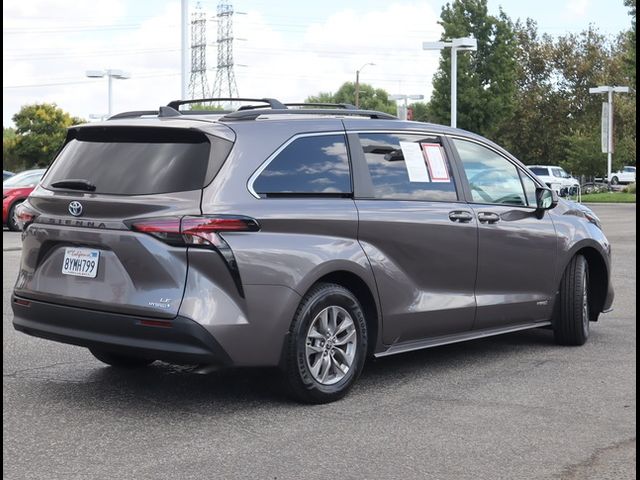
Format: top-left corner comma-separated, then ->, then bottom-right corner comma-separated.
108,110 -> 159,120
285,103 -> 357,110
219,108 -> 398,122
167,97 -> 287,110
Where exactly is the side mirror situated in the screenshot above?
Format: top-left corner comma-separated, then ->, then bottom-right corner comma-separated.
535,187 -> 558,218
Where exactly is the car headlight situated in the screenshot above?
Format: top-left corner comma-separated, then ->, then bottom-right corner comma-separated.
583,211 -> 602,229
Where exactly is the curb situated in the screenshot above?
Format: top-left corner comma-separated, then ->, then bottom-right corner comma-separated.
581,202 -> 637,205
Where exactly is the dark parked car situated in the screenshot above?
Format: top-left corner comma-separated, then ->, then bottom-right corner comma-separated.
4,170 -> 15,181
3,169 -> 46,231
11,99 -> 614,403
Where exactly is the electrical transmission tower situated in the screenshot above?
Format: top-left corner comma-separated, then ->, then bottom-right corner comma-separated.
211,2 -> 239,100
188,2 -> 210,100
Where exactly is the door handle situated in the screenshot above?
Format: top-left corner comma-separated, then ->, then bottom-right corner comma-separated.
477,212 -> 500,224
448,211 -> 474,223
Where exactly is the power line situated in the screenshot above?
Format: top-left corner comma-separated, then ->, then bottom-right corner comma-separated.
3,72 -> 180,89
4,47 -> 181,61
2,23 -> 178,34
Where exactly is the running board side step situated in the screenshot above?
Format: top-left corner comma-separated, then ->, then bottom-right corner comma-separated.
374,321 -> 552,358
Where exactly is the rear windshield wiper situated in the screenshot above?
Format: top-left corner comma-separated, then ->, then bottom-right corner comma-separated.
50,179 -> 97,192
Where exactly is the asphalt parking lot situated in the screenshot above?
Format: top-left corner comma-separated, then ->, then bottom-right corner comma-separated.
3,204 -> 636,480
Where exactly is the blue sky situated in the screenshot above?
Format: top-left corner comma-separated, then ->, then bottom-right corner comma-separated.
3,0 -> 633,125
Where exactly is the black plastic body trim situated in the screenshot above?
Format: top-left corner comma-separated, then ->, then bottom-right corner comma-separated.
209,237 -> 246,299
12,295 -> 232,365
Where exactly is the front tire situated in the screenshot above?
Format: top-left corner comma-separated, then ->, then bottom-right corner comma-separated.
554,255 -> 590,346
90,348 -> 155,368
610,176 -> 619,185
282,283 -> 368,404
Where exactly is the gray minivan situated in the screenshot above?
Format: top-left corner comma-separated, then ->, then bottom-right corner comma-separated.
11,99 -> 614,403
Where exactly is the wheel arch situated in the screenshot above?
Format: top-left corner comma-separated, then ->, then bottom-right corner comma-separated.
304,269 -> 381,358
560,244 -> 609,318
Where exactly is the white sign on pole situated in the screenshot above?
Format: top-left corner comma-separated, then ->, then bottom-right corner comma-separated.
601,102 -> 609,154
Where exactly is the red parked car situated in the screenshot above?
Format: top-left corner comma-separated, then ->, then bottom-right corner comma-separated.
3,169 -> 46,231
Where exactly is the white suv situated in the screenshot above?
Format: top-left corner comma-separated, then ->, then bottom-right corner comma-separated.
606,166 -> 636,185
528,165 -> 579,197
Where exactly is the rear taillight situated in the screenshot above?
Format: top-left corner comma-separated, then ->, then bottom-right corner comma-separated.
129,215 -> 259,247
181,216 -> 259,247
129,217 -> 184,246
129,215 -> 259,299
14,202 -> 39,231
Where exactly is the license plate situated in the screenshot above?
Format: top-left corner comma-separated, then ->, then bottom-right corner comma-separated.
62,248 -> 100,278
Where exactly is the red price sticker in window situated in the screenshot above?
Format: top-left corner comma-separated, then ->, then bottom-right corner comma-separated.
421,143 -> 451,182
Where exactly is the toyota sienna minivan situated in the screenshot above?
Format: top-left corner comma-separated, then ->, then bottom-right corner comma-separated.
11,99 -> 614,403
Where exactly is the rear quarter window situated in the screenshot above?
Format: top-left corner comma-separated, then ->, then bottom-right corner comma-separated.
43,127 -> 224,195
252,134 -> 351,197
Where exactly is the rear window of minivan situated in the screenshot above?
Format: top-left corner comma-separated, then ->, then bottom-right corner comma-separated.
43,127 -> 219,195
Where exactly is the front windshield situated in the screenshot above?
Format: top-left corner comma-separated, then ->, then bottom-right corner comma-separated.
3,170 -> 44,187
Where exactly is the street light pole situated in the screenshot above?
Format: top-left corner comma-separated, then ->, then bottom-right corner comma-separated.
607,88 -> 613,177
390,94 -> 424,120
108,74 -> 113,118
181,0 -> 189,100
588,85 -> 630,180
355,62 -> 375,109
422,37 -> 477,128
450,45 -> 458,128
86,69 -> 131,117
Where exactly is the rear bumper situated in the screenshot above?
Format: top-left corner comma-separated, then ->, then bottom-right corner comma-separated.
11,294 -> 232,365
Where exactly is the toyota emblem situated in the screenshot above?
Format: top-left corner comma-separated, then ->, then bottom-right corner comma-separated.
68,201 -> 83,217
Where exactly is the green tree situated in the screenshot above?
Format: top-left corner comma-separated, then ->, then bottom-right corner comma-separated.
623,0 -> 636,87
304,92 -> 335,104
497,19 -> 563,164
408,102 -> 430,122
498,20 -> 635,172
428,0 -> 518,138
3,127 -> 20,172
552,27 -> 635,174
307,82 -> 396,114
188,103 -> 225,111
560,129 -> 605,177
9,103 -> 84,169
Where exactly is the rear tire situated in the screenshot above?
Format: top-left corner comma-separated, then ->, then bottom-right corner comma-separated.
554,255 -> 590,346
610,176 -> 619,185
90,349 -> 155,368
282,283 -> 368,404
7,201 -> 22,231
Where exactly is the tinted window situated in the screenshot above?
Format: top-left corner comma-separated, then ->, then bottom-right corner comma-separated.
519,171 -> 538,207
253,134 -> 351,195
43,128 -> 212,195
358,133 -> 457,201
529,167 -> 548,176
623,167 -> 635,173
454,139 -> 526,206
